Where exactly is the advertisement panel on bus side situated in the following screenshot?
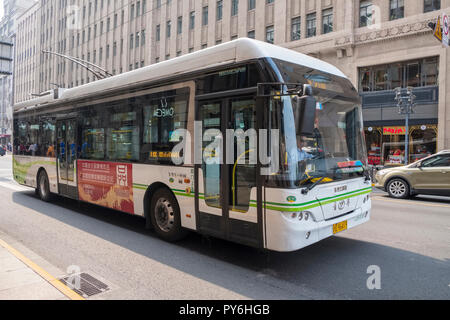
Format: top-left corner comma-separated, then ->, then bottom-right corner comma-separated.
77,160 -> 134,214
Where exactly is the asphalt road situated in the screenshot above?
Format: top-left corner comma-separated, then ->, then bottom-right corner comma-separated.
0,154 -> 449,300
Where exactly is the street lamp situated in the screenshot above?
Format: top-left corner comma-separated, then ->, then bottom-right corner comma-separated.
394,87 -> 416,165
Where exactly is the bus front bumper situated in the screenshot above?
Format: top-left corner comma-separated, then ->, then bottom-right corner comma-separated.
265,202 -> 371,252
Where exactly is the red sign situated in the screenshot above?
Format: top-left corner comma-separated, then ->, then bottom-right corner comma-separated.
77,160 -> 134,214
383,126 -> 406,135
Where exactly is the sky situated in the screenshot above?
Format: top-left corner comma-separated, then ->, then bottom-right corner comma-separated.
0,1 -> 4,21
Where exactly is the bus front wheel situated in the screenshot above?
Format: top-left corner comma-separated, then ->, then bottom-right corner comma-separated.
37,170 -> 52,202
150,188 -> 187,242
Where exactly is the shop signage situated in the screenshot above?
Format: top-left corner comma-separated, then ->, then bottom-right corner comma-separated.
383,126 -> 406,135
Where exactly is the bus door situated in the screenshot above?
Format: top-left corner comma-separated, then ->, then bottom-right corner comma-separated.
196,96 -> 263,248
56,119 -> 79,199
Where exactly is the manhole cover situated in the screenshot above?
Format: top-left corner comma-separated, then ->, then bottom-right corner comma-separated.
60,272 -> 110,298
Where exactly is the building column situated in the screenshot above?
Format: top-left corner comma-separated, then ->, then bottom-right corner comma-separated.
438,46 -> 450,150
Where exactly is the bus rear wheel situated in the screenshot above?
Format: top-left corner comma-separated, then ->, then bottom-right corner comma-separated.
37,170 -> 52,202
150,188 -> 187,242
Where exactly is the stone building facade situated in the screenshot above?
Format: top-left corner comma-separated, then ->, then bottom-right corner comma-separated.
0,0 -> 36,144
13,0 -> 450,162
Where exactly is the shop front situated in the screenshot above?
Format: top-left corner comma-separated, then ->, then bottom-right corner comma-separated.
364,124 -> 437,167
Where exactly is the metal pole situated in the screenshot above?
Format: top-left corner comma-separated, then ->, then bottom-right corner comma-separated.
405,109 -> 409,165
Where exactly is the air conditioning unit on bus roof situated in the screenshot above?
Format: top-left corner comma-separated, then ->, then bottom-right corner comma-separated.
14,88 -> 66,111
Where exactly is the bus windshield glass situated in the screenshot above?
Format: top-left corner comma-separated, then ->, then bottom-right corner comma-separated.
266,60 -> 368,188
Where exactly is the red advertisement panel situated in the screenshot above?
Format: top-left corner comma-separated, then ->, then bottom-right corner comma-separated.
77,160 -> 134,214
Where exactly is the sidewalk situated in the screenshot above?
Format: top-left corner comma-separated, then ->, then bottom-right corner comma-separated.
0,233 -> 80,300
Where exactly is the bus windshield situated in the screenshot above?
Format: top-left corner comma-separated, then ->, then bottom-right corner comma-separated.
267,60 -> 368,188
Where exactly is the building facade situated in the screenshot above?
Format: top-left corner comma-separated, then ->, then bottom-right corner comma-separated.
14,0 -> 450,163
0,0 -> 36,145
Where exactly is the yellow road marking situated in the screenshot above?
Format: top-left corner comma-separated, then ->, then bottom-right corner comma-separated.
0,238 -> 85,300
372,196 -> 450,209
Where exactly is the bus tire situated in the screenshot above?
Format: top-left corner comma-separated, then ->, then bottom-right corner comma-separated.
37,170 -> 52,202
150,188 -> 187,242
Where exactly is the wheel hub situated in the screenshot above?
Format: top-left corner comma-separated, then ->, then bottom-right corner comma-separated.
154,198 -> 175,232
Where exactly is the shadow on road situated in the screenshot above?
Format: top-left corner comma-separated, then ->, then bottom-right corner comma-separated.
11,190 -> 450,300
374,192 -> 450,205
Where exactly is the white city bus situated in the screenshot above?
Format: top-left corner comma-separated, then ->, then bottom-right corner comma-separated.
13,39 -> 371,252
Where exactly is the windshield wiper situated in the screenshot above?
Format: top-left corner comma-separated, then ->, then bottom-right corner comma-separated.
301,176 -> 326,195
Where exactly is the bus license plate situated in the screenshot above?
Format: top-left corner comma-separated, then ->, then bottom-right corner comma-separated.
333,221 -> 347,234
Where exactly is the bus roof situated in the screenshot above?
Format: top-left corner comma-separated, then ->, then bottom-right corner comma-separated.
14,38 -> 347,111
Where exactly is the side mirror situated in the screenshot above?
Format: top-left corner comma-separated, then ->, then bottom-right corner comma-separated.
294,84 -> 316,136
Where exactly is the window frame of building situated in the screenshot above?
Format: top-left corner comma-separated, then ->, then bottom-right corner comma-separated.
167,20 -> 171,38
322,8 -> 333,34
217,0 -> 223,21
248,0 -> 255,11
360,1 -> 374,27
306,13 -> 316,38
177,16 -> 183,34
390,0 -> 404,21
231,0 -> 239,16
266,25 -> 274,44
424,0 -> 440,12
156,25 -> 161,41
202,6 -> 209,26
189,11 -> 195,29
358,57 -> 439,92
291,16 -> 301,41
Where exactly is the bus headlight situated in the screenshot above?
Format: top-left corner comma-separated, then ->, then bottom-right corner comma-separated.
300,211 -> 313,221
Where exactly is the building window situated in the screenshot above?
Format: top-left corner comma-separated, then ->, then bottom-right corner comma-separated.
189,11 -> 195,29
247,30 -> 255,39
358,57 -> 439,92
167,20 -> 171,38
217,0 -> 223,21
248,0 -> 255,10
141,29 -> 145,45
130,4 -> 135,20
231,0 -> 239,16
390,0 -> 404,21
267,0 -> 274,3
156,25 -> 160,41
266,25 -> 274,43
291,17 -> 301,41
130,34 -> 134,48
202,7 -> 208,26
424,0 -> 440,12
360,1 -> 374,27
177,16 -> 182,34
306,13 -> 316,38
136,32 -> 140,47
322,8 -> 333,34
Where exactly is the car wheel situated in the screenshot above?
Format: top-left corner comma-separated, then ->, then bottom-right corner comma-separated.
387,178 -> 410,199
37,170 -> 52,202
150,188 -> 188,242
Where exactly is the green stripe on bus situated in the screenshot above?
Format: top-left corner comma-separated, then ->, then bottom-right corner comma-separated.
132,184 -> 371,212
264,189 -> 372,212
